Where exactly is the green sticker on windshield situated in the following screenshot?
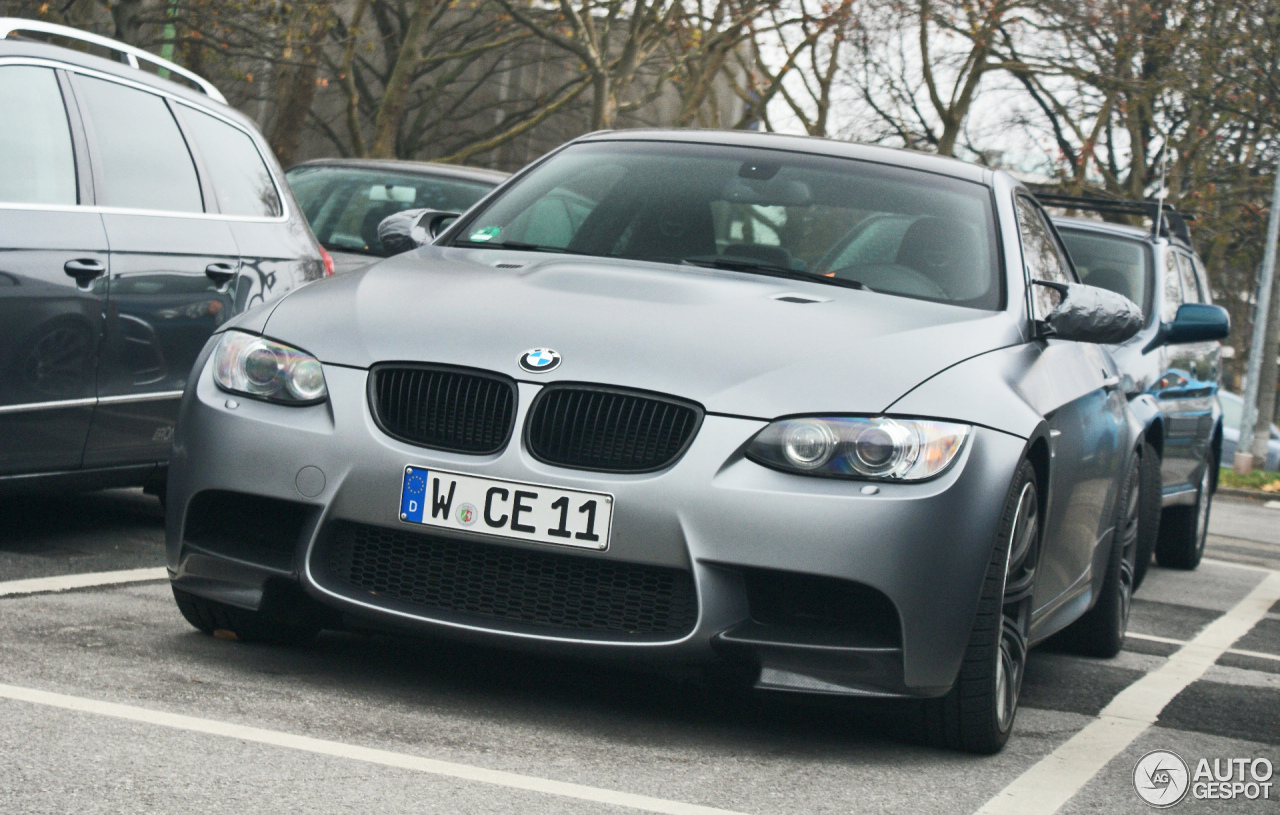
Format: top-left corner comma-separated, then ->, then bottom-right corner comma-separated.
469,226 -> 501,242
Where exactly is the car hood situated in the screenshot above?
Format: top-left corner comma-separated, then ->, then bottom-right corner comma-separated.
327,249 -> 381,276
262,247 -> 1024,419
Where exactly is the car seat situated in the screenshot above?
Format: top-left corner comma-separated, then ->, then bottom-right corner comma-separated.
894,217 -> 985,298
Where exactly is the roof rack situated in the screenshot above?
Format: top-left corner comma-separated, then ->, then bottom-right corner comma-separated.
0,18 -> 226,104
1031,189 -> 1194,245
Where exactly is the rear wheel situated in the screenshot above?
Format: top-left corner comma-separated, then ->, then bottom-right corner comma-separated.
919,460 -> 1038,754
1054,456 -> 1140,658
172,584 -> 323,645
1132,439 -> 1161,590
1155,462 -> 1212,570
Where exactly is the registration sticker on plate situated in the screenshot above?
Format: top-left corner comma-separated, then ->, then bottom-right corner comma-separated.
399,466 -> 613,551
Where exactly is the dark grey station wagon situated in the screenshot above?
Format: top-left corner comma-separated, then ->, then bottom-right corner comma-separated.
0,19 -> 325,495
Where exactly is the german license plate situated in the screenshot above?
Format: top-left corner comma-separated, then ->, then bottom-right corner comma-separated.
398,466 -> 612,551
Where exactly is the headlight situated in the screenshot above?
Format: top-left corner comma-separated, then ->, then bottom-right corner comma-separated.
212,331 -> 328,404
746,416 -> 970,480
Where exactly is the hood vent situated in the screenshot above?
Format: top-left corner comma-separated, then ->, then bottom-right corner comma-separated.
369,364 -> 516,454
525,384 -> 703,473
493,261 -> 525,269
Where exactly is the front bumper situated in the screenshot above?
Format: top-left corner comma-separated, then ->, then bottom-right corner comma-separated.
168,361 -> 1028,698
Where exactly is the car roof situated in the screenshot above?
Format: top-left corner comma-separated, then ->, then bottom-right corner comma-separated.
0,38 -> 260,131
288,158 -> 509,185
1051,213 -> 1191,248
573,129 -> 992,185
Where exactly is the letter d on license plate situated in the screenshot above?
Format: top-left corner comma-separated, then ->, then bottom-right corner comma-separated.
399,466 -> 613,550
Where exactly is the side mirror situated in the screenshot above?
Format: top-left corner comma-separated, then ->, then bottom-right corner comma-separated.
1036,280 -> 1144,344
376,208 -> 460,255
1163,303 -> 1231,345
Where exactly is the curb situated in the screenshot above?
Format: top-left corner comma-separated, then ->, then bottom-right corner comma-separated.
1215,487 -> 1279,503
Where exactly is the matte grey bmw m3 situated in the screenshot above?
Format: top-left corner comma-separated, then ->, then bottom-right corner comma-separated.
167,131 -> 1148,753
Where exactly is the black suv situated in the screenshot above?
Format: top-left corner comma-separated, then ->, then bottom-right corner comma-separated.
0,19 -> 326,495
1046,195 -> 1230,582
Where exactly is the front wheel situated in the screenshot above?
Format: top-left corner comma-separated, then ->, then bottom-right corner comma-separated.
1155,462 -> 1212,570
918,460 -> 1039,754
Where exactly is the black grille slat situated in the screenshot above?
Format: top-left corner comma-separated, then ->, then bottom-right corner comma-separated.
371,365 -> 515,454
527,386 -> 701,472
325,522 -> 698,638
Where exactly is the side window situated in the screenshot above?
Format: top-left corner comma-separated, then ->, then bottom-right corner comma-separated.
75,75 -> 203,213
1190,253 -> 1213,304
179,106 -> 282,217
0,66 -> 77,205
1015,196 -> 1073,321
1177,253 -> 1202,304
1161,250 -> 1184,321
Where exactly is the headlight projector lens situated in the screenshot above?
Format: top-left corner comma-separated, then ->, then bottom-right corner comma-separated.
747,416 -> 969,481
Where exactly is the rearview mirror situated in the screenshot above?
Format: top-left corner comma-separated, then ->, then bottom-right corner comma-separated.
1036,280 -> 1144,344
377,208 -> 460,255
1164,303 -> 1231,345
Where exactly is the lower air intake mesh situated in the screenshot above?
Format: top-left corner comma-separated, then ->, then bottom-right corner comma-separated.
324,522 -> 698,638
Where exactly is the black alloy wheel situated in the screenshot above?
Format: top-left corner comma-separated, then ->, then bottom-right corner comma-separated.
1132,438 -> 1162,590
918,460 -> 1039,753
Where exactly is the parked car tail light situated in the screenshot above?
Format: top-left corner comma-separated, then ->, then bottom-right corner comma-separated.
212,330 -> 327,404
319,246 -> 335,276
747,417 -> 969,481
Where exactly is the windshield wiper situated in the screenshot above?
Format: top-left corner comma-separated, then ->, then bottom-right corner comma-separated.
452,239 -> 573,254
680,256 -> 867,291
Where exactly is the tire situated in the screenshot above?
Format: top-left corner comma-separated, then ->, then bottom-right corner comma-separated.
1155,461 -> 1212,570
1132,438 -> 1161,591
172,584 -> 323,645
918,460 -> 1039,754
1053,455 -> 1140,658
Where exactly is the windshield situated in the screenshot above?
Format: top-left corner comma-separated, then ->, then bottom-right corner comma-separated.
450,141 -> 1003,309
287,166 -> 495,257
1057,228 -> 1153,317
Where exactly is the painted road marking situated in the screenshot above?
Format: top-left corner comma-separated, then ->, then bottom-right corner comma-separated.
1202,557 -> 1277,573
0,682 -> 747,815
1128,631 -> 1280,662
0,568 -> 168,598
977,570 -> 1280,815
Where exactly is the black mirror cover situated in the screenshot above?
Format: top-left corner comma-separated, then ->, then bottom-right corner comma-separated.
1165,303 -> 1230,344
1039,281 -> 1145,345
376,208 -> 461,255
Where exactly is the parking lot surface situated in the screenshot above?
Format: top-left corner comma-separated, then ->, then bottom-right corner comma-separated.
0,490 -> 1276,814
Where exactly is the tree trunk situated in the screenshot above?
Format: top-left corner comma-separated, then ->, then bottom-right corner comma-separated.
369,0 -> 438,158
111,0 -> 146,45
590,72 -> 616,130
268,16 -> 329,167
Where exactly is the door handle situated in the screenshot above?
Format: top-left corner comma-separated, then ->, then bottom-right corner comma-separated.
63,258 -> 106,284
205,262 -> 238,286
1102,375 -> 1121,392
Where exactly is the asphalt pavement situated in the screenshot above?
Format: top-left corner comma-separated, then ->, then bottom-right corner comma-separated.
0,489 -> 1276,814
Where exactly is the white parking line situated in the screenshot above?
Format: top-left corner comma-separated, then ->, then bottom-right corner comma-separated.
0,568 -> 169,598
1202,557 -> 1278,573
977,570 -> 1280,815
0,682 -> 746,815
1127,631 -> 1280,663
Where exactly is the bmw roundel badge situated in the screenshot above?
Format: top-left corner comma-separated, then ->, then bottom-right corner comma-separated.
519,348 -> 561,373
